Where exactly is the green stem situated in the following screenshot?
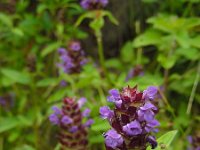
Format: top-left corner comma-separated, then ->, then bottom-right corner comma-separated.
95,32 -> 111,83
186,61 -> 200,115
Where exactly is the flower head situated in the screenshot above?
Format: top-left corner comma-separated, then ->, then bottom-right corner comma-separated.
49,97 -> 93,149
80,0 -> 108,10
100,85 -> 160,150
57,41 -> 87,74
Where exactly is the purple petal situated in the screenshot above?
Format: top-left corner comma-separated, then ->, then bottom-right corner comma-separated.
104,129 -> 123,149
61,115 -> 73,125
82,108 -> 91,117
99,106 -> 114,120
49,114 -> 59,125
84,119 -> 94,127
77,97 -> 87,108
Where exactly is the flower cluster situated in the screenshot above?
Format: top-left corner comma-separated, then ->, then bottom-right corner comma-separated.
126,65 -> 144,81
100,85 -> 160,150
57,41 -> 87,74
187,135 -> 200,150
49,97 -> 94,150
80,0 -> 108,10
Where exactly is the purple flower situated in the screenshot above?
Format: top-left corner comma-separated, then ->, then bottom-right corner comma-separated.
107,89 -> 122,108
82,108 -> 91,117
69,41 -> 81,51
99,106 -> 114,120
100,85 -> 160,149
123,120 -> 142,136
58,48 -> 67,55
69,126 -> 78,133
78,97 -> 87,108
52,106 -> 62,115
80,0 -> 108,10
104,129 -> 123,149
137,102 -> 157,122
147,136 -> 158,149
61,115 -> 73,125
84,119 -> 94,127
49,114 -> 59,125
145,119 -> 160,133
143,86 -> 158,100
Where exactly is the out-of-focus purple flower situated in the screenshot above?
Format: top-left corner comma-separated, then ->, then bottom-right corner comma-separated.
143,86 -> 158,100
0,97 -> 6,106
187,135 -> 200,150
61,115 -> 73,125
147,136 -> 158,149
49,114 -> 59,125
100,106 -> 114,120
60,80 -> 67,87
69,126 -> 78,133
49,97 -> 93,149
69,41 -> 81,51
104,129 -> 123,149
58,48 -> 67,55
84,119 -> 94,127
123,120 -> 142,136
137,102 -> 157,122
52,106 -> 63,115
57,41 -> 87,74
126,65 -> 144,81
82,108 -> 91,117
78,97 -> 87,108
80,0 -> 108,10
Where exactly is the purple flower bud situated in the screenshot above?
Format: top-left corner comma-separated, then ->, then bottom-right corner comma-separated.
69,41 -> 81,51
122,120 -> 142,136
61,115 -> 73,125
49,114 -> 59,125
147,136 -> 157,149
107,89 -> 122,108
82,108 -> 91,117
143,86 -> 158,100
78,97 -> 87,108
80,0 -> 108,10
84,119 -> 94,127
99,106 -> 114,120
104,129 -> 123,149
52,106 -> 62,115
69,126 -> 78,133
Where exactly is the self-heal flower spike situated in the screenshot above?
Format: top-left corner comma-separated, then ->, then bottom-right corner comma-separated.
80,0 -> 109,10
100,85 -> 160,150
49,97 -> 94,150
57,40 -> 87,74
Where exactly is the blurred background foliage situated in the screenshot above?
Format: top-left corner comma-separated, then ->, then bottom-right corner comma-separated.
0,0 -> 200,150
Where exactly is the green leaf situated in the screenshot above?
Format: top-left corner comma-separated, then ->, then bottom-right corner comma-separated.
75,11 -> 95,27
176,47 -> 200,60
120,41 -> 134,63
36,78 -> 58,87
41,42 -> 61,57
133,29 -> 163,48
0,13 -> 12,27
147,130 -> 178,150
190,35 -> 200,48
102,11 -> 119,25
1,68 -> 31,84
157,54 -> 177,69
0,117 -> 19,133
91,120 -> 110,131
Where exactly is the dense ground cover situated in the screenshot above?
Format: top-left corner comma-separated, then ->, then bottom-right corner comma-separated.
0,0 -> 200,150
